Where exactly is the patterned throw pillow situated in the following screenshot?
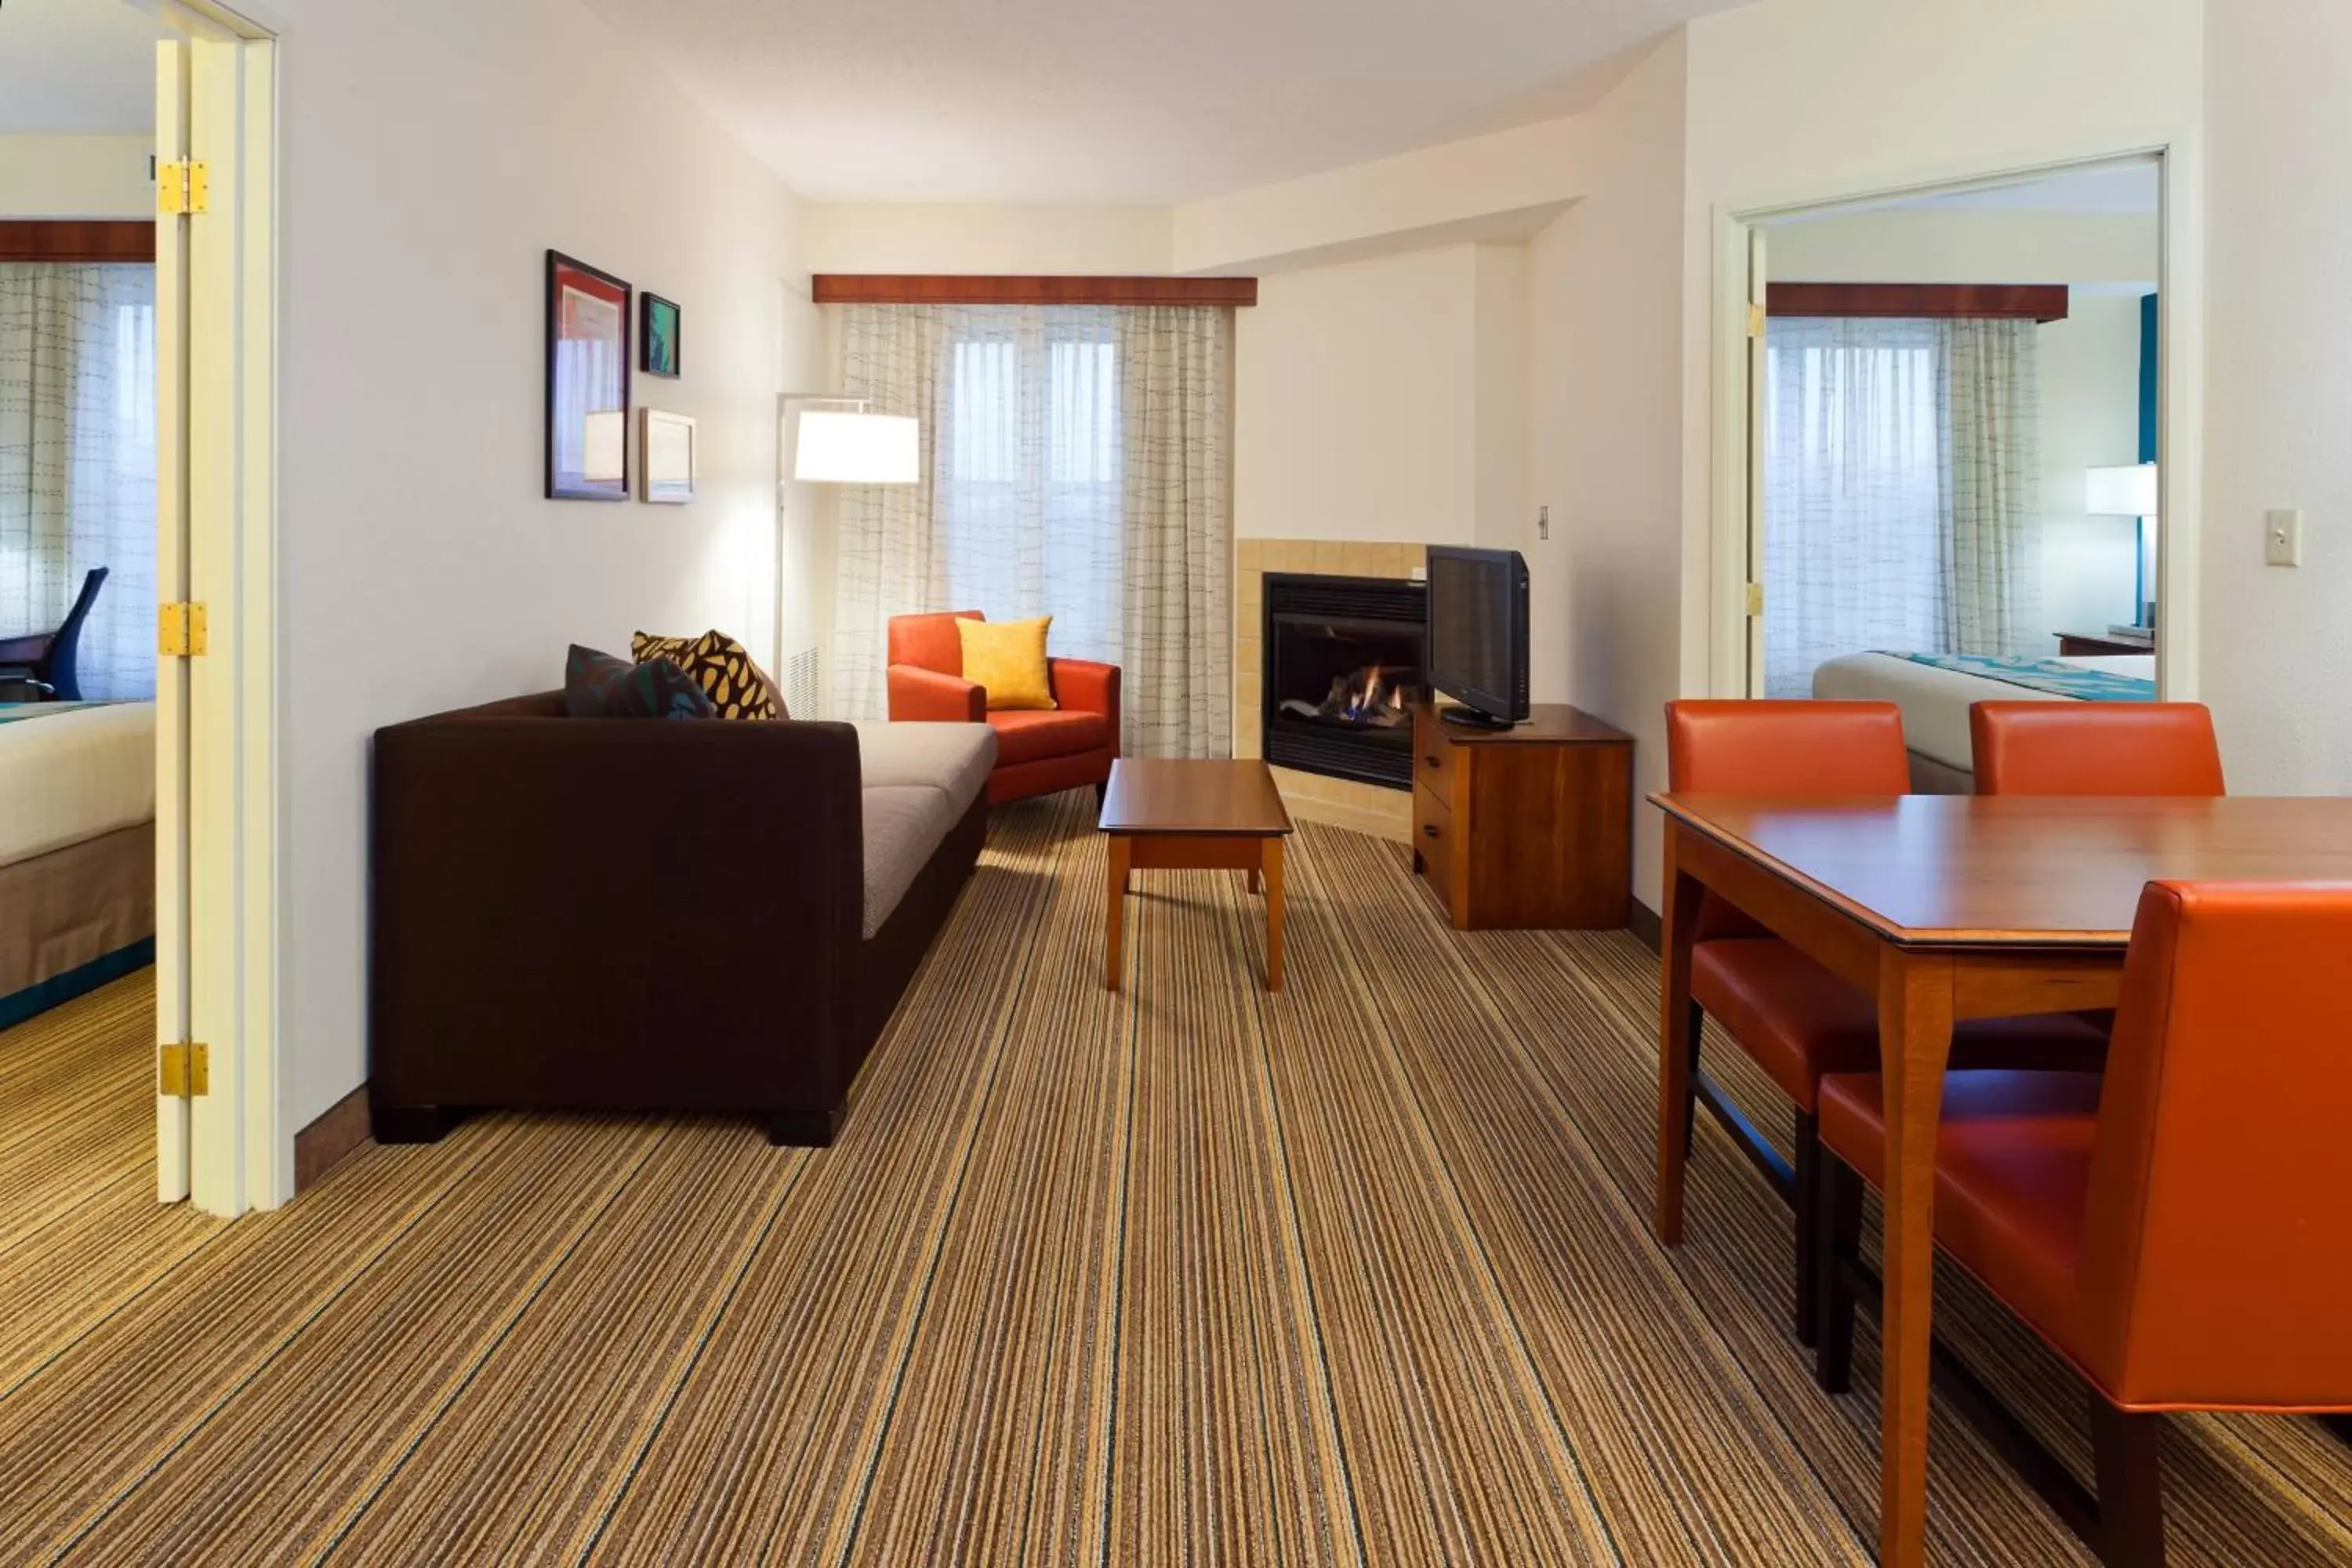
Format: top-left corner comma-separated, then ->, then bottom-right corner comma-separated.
630,629 -> 786,720
564,644 -> 716,720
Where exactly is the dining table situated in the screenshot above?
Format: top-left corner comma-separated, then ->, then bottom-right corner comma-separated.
1648,791 -> 2352,1567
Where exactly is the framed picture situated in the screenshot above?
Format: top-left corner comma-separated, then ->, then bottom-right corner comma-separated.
641,292 -> 681,379
641,408 -> 696,503
546,250 -> 631,500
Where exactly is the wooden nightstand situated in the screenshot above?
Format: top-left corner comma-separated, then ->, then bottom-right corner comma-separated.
2055,630 -> 2155,657
1409,702 -> 1633,930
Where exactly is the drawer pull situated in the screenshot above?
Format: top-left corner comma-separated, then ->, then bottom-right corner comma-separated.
1421,823 -> 1440,840
1422,754 -> 1440,769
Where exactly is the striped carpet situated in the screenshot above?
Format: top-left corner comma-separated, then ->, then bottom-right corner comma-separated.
2,790 -> 2346,1565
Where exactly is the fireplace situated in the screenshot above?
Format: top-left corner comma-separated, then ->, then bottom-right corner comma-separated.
1261,572 -> 1428,789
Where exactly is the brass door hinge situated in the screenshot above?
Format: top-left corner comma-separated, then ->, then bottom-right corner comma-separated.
158,159 -> 209,216
161,1042 -> 210,1098
1745,582 -> 1764,618
1747,303 -> 1766,339
158,602 -> 209,657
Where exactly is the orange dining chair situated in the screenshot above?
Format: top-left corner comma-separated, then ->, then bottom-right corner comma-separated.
1971,702 -> 2225,797
1813,880 -> 2352,1566
1664,700 -> 2110,1348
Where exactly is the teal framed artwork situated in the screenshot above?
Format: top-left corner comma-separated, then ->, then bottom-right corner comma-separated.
641,292 -> 681,379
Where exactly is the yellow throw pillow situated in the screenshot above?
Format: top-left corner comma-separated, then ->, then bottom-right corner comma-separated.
957,615 -> 1057,711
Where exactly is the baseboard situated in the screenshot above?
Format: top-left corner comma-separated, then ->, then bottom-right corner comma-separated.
1626,897 -> 1661,953
294,1083 -> 372,1193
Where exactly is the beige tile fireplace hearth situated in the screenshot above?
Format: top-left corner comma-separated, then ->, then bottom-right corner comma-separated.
1234,538 -> 1427,844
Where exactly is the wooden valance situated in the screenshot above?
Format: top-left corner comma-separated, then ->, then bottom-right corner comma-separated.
0,221 -> 157,264
1768,282 -> 2068,323
812,274 -> 1257,307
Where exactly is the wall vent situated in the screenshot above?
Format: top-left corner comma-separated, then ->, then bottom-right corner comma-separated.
786,647 -> 820,718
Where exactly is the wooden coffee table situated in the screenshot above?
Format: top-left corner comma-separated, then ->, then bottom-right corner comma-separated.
1098,759 -> 1294,992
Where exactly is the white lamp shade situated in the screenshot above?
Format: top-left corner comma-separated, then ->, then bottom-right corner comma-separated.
2086,462 -> 2159,518
793,410 -> 920,485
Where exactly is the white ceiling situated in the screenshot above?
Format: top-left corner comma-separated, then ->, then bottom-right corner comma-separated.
1887,162 -> 2161,217
0,0 -> 165,135
582,0 -> 1744,204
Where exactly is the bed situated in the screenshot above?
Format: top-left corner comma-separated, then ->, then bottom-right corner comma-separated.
1812,652 -> 2156,792
0,701 -> 158,1028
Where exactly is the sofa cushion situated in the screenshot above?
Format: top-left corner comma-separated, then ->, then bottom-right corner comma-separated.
851,721 -> 996,817
562,645 -> 715,720
988,708 -> 1109,768
630,629 -> 785,720
861,786 -> 960,939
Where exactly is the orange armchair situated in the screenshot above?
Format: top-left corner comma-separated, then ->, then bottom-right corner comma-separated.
1662,700 -> 2108,1348
886,610 -> 1120,806
1813,880 -> 2352,1563
1971,702 -> 2227,797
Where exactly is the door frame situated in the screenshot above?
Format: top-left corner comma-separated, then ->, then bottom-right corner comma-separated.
154,0 -> 284,1215
1707,137 -> 2204,701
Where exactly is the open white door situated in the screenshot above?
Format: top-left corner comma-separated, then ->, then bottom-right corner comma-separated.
1743,226 -> 1767,698
154,39 -> 193,1204
154,20 -> 280,1215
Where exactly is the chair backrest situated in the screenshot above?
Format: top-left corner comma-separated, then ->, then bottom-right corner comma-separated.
1971,701 -> 2224,797
2080,880 -> 2352,1410
1664,699 -> 1911,795
1664,700 -> 1909,941
885,609 -> 983,677
45,567 -> 108,702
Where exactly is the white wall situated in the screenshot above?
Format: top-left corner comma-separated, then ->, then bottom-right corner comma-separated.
2203,0 -> 2352,793
0,134 -> 152,217
800,203 -> 1172,275
1766,208 -> 2158,289
270,0 -> 822,1132
1235,244 -> 1494,544
1522,32 -> 1689,902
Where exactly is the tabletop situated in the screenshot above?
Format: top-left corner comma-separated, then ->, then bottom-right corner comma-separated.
1654,793 -> 2352,946
1100,759 -> 1294,837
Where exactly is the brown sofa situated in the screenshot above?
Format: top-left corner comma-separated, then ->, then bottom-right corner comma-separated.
369,692 -> 996,1146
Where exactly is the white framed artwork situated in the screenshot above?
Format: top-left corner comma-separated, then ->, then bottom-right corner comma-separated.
641,408 -> 696,504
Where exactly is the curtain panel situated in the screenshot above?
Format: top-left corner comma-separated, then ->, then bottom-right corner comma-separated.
1762,314 -> 2039,698
0,263 -> 158,701
830,302 -> 1232,757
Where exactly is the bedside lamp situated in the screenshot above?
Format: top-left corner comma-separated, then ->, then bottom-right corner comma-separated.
2086,463 -> 2158,630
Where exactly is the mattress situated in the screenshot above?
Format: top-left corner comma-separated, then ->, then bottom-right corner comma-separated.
0,701 -> 158,869
1810,653 -> 2154,777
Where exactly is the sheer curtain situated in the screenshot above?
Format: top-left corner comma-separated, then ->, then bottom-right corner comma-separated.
0,263 -> 158,701
1762,314 -> 2038,698
830,302 -> 1232,757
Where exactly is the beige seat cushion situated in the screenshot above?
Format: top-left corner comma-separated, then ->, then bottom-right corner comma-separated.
859,785 -> 960,939
851,721 -> 996,817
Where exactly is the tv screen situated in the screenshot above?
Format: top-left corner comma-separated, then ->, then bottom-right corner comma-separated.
1425,546 -> 1530,725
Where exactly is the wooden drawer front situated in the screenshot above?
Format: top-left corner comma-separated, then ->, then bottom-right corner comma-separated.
1412,710 -> 1461,809
1413,782 -> 1458,920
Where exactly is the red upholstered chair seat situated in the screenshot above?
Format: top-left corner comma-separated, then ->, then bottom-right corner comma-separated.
1695,941 -> 2112,1111
987,709 -> 1110,768
1820,1069 -> 2103,1362
884,610 -> 1121,806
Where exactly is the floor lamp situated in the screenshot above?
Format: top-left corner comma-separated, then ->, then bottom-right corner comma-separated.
775,396 -> 920,715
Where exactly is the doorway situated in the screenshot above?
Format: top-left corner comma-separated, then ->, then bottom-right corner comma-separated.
1711,151 -> 2199,715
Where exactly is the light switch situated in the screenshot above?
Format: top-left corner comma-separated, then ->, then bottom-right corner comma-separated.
2266,508 -> 2303,568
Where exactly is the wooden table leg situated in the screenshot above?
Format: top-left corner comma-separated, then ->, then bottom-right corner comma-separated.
1875,950 -> 1955,1568
1263,837 -> 1285,993
1654,825 -> 1704,1244
1105,837 -> 1131,991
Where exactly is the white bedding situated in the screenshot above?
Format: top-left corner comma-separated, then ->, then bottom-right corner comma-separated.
0,702 -> 158,869
1811,653 -> 2155,778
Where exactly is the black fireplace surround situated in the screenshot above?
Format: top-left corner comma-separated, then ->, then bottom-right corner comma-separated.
1261,572 -> 1428,789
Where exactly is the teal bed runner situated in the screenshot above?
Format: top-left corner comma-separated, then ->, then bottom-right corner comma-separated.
1886,652 -> 2155,702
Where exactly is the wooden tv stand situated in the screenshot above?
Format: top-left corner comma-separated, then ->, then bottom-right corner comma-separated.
1409,702 -> 1633,930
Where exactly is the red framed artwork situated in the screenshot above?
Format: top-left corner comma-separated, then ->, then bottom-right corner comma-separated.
546,250 -> 632,500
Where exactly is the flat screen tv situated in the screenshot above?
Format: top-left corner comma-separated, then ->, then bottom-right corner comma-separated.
1425,545 -> 1530,728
